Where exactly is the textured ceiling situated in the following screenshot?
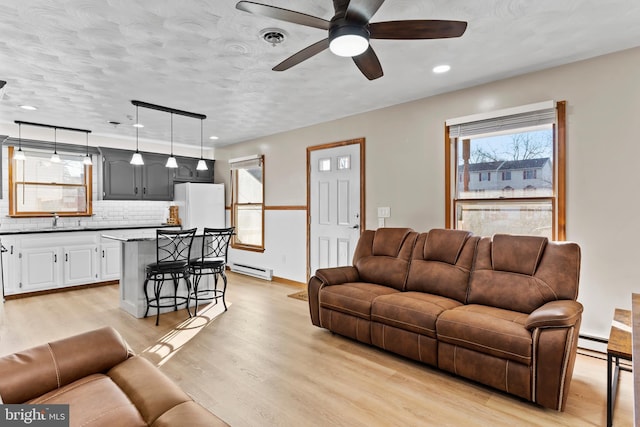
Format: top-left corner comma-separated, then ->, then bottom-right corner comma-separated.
1,0 -> 640,148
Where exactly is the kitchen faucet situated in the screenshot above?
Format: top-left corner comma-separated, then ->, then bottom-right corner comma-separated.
52,212 -> 59,228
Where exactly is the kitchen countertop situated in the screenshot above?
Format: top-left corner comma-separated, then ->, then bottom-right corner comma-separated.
0,224 -> 181,236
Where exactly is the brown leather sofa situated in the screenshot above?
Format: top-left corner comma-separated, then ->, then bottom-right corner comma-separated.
0,326 -> 227,426
308,228 -> 582,411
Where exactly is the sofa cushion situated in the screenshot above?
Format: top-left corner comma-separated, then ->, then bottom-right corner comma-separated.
29,373 -> 146,427
371,292 -> 462,338
492,234 -> 547,276
468,236 -> 581,313
436,305 -> 532,365
405,231 -> 478,302
423,229 -> 472,265
320,282 -> 399,319
354,228 -> 417,291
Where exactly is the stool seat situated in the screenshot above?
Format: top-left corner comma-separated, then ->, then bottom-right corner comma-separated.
143,228 -> 197,326
146,260 -> 189,273
189,227 -> 234,315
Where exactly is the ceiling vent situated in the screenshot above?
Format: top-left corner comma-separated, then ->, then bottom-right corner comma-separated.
260,28 -> 286,46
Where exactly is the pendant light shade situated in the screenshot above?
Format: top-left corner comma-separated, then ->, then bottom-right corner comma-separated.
196,118 -> 208,171
50,128 -> 61,163
83,131 -> 92,165
14,123 -> 26,161
130,105 -> 144,165
166,112 -> 178,168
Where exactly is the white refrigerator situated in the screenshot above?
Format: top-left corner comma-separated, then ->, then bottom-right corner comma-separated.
173,183 -> 225,232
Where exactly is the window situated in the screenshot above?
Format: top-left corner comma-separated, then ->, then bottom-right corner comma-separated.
445,101 -> 566,239
9,147 -> 92,216
230,155 -> 264,251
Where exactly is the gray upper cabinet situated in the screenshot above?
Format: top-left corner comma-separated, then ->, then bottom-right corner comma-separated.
173,156 -> 215,183
102,149 -> 173,201
102,149 -> 214,200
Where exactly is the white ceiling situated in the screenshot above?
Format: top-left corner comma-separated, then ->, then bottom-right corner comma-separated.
1,0 -> 640,148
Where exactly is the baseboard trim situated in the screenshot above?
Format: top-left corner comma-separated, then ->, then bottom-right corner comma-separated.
4,280 -> 118,300
272,276 -> 305,288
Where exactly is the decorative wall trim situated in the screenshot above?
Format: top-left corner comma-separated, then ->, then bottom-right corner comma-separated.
266,206 -> 307,211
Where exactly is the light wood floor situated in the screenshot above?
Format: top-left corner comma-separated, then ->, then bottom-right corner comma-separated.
0,273 -> 633,426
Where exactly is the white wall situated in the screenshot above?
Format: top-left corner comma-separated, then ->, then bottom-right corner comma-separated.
215,46 -> 640,340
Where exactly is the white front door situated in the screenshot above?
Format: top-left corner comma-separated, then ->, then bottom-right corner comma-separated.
309,143 -> 362,277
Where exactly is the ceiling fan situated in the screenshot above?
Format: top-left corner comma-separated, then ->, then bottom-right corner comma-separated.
236,0 -> 467,80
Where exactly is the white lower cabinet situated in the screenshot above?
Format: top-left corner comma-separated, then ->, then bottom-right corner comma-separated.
100,241 -> 121,281
64,244 -> 98,285
1,236 -> 20,295
22,246 -> 60,292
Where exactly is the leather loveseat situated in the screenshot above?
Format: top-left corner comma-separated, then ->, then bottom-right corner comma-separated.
308,228 -> 582,411
0,326 -> 227,426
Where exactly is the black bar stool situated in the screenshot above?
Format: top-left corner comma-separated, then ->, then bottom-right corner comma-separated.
189,227 -> 235,315
144,228 -> 197,325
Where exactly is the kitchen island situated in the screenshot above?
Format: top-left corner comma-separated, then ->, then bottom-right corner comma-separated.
102,231 -> 201,319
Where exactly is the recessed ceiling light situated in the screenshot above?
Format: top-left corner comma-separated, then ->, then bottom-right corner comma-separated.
209,136 -> 219,140
433,65 -> 451,74
19,105 -> 37,110
133,123 -> 144,128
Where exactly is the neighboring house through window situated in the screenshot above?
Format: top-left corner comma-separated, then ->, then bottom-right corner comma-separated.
445,101 -> 566,239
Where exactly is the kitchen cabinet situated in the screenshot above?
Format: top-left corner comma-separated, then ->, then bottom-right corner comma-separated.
63,244 -> 98,285
1,236 -> 20,295
100,240 -> 121,281
8,232 -> 98,295
173,157 -> 215,183
102,149 -> 173,201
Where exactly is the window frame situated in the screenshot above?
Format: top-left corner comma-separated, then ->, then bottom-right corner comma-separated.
8,146 -> 93,217
230,155 -> 265,252
445,101 -> 566,240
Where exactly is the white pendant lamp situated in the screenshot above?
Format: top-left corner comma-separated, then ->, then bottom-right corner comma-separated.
130,105 -> 144,165
50,128 -> 61,163
166,112 -> 178,168
196,119 -> 208,171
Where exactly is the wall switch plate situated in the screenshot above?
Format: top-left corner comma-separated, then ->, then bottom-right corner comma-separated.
377,207 -> 390,218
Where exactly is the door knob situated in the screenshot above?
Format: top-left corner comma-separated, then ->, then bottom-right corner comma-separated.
352,224 -> 360,229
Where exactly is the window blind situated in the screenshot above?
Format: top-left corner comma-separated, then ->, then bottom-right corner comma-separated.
229,155 -> 262,170
448,107 -> 556,139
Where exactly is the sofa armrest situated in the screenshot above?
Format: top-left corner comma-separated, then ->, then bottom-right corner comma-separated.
0,327 -> 132,404
314,266 -> 360,286
525,300 -> 583,331
308,267 -> 360,327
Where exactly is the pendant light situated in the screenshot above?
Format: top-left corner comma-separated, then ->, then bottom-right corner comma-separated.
83,131 -> 92,165
130,104 -> 144,165
196,118 -> 208,171
165,112 -> 178,168
14,122 -> 26,161
50,128 -> 61,163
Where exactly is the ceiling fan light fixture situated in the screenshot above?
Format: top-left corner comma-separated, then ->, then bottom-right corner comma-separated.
329,25 -> 369,57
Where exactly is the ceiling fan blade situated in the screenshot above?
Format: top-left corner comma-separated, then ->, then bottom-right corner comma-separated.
346,0 -> 386,23
236,1 -> 330,31
352,46 -> 383,80
273,39 -> 330,71
332,0 -> 351,18
369,20 -> 468,39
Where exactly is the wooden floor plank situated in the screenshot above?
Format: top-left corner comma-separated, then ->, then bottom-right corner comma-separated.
0,273 -> 634,426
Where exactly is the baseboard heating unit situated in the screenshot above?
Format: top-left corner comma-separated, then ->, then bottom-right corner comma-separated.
230,263 -> 273,281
